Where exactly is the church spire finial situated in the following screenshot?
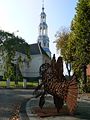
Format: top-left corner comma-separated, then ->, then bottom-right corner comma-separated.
42,0 -> 44,11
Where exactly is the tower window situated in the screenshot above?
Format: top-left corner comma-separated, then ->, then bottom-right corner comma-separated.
44,42 -> 46,47
39,42 -> 41,46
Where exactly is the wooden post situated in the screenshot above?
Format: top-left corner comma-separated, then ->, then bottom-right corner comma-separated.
6,79 -> 10,88
23,79 -> 27,88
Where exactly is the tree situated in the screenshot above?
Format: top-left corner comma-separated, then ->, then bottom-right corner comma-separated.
69,0 -> 90,92
55,0 -> 90,92
0,30 -> 30,85
55,28 -> 72,78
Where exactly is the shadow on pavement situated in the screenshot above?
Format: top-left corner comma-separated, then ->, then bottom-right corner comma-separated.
74,101 -> 90,120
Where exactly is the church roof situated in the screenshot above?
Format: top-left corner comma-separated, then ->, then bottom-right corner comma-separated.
43,48 -> 51,53
14,43 -> 49,57
30,43 -> 49,57
30,43 -> 40,55
39,45 -> 49,57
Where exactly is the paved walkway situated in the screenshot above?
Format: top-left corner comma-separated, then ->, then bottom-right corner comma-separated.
0,89 -> 90,120
0,89 -> 33,120
26,94 -> 90,120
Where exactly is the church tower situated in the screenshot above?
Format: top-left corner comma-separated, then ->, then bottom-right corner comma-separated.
37,0 -> 51,57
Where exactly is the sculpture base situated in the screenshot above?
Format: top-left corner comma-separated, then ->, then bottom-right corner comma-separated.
32,106 -> 69,117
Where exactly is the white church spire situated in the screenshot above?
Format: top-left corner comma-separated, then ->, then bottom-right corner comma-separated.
37,0 -> 51,57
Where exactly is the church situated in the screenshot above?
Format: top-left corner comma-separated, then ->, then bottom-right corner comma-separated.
27,4 -> 51,79
0,3 -> 51,80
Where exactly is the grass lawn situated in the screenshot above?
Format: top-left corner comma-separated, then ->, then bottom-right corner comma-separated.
0,81 -> 38,88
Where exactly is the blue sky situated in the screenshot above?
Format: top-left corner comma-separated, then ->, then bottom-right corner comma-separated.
0,0 -> 77,74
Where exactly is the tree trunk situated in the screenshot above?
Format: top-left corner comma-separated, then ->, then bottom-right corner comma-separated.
66,62 -> 71,80
82,64 -> 87,92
